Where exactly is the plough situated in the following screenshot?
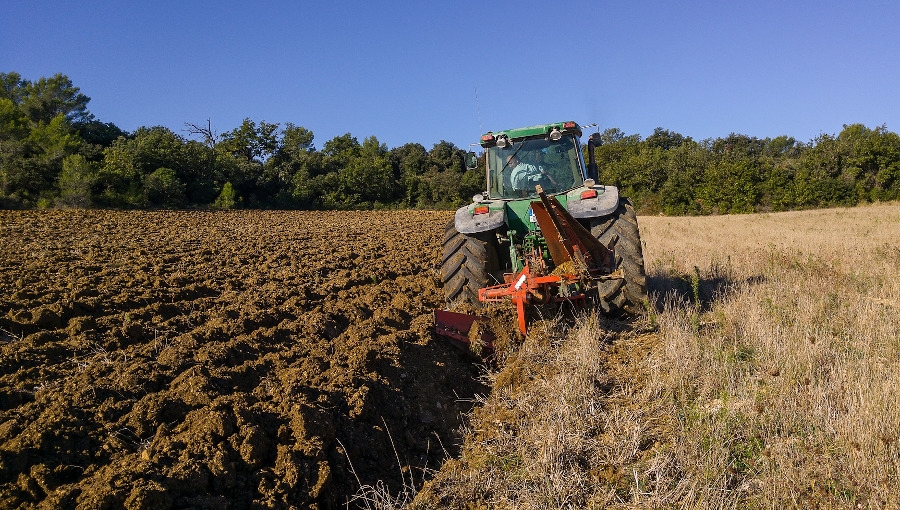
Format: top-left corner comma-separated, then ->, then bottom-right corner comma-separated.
435,185 -> 622,351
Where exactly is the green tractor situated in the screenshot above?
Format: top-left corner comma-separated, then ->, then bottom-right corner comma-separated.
436,121 -> 647,341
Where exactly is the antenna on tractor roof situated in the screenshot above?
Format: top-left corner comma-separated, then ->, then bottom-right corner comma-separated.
475,86 -> 483,139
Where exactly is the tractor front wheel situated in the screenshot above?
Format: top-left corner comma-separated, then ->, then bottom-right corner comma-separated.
590,197 -> 648,314
441,221 -> 502,305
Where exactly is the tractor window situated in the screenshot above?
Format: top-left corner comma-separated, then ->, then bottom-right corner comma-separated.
487,136 -> 583,199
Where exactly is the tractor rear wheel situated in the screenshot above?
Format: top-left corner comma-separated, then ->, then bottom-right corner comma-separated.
441,221 -> 502,305
590,197 -> 647,314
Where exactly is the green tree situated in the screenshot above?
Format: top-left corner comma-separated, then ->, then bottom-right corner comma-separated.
57,154 -> 95,208
793,133 -> 851,207
645,127 -> 686,150
389,142 -> 428,206
0,98 -> 29,205
766,135 -> 799,157
213,182 -> 237,209
219,118 -> 279,164
0,73 -> 136,206
322,133 -> 360,174
286,151 -> 326,207
0,113 -> 81,206
19,73 -> 93,126
77,120 -> 126,148
143,167 -> 186,208
258,123 -> 317,207
279,123 -> 314,159
836,124 -> 900,202
328,135 -> 394,207
217,118 -> 282,205
589,128 -> 646,205
599,127 -> 629,145
97,126 -> 205,207
0,72 -> 26,105
427,140 -> 464,173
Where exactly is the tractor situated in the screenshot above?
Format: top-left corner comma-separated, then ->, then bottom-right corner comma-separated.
435,121 -> 647,350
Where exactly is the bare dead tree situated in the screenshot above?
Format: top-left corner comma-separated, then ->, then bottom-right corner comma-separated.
185,118 -> 218,181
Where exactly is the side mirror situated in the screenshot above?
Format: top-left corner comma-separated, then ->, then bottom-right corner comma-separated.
586,135 -> 600,181
465,152 -> 478,170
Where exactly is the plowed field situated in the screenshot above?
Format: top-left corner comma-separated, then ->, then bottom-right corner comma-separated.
0,210 -> 489,509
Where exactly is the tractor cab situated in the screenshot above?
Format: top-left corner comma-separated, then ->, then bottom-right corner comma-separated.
456,121 -> 614,237
478,121 -> 587,200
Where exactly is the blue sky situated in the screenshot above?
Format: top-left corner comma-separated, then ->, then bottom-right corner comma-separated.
3,1 -> 898,150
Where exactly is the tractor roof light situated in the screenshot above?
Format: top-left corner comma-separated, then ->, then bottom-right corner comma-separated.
481,133 -> 495,143
563,121 -> 577,129
496,135 -> 510,148
549,127 -> 562,141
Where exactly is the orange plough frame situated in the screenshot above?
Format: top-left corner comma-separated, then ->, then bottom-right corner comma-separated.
437,186 -> 621,341
477,186 -> 619,335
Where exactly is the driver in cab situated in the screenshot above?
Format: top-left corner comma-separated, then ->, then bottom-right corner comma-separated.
506,153 -> 557,194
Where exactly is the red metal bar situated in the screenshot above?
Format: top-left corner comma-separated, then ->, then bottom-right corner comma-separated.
433,309 -> 495,354
477,262 -> 581,336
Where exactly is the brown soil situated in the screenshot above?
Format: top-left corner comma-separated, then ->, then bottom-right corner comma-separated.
0,210 -> 490,509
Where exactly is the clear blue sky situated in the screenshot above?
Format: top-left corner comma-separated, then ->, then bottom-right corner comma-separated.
3,1 -> 898,150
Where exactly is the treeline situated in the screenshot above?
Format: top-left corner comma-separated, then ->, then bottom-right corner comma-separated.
2,72 -> 899,213
0,72 -> 483,210
594,125 -> 900,214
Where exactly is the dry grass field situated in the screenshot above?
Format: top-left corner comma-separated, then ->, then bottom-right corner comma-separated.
638,204 -> 900,508
414,203 -> 900,509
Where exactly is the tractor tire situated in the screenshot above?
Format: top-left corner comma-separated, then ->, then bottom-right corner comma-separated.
590,197 -> 648,314
441,220 -> 502,305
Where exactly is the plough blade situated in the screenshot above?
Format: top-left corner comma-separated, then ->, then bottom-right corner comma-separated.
433,309 -> 495,356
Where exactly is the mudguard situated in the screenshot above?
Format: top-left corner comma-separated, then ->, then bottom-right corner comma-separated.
454,201 -> 506,234
564,185 -> 620,219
